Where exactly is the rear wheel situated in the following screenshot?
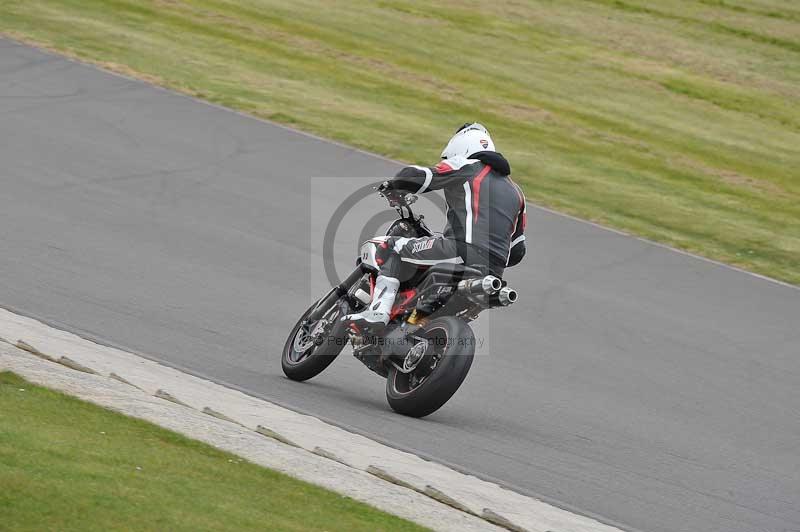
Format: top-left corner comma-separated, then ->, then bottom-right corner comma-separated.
282,298 -> 348,381
385,316 -> 475,418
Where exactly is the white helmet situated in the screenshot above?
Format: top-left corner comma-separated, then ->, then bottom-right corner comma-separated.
440,123 -> 495,160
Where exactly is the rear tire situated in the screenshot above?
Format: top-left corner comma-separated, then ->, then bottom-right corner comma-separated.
385,316 -> 474,418
282,299 -> 348,382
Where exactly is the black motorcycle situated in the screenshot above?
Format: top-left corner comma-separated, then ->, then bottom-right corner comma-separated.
282,183 -> 518,417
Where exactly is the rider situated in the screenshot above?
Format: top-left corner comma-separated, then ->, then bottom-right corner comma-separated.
346,123 -> 527,327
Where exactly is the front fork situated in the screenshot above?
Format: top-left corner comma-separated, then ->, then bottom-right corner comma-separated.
306,265 -> 372,322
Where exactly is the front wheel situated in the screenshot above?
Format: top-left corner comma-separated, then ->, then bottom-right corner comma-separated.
282,298 -> 348,382
385,316 -> 475,418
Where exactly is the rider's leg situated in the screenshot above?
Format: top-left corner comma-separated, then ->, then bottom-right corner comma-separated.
345,237 -> 461,327
344,244 -> 401,327
394,236 -> 462,268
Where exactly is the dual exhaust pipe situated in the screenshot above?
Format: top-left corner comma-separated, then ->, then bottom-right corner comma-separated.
456,275 -> 518,307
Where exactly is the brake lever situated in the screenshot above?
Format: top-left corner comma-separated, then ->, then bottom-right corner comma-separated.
376,182 -> 418,208
375,181 -> 390,194
376,181 -> 401,205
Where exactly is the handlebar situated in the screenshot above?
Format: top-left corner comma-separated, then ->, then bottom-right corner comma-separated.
377,181 -> 418,208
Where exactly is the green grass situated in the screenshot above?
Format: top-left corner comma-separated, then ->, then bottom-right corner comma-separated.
1,0 -> 798,283
0,371 -> 426,532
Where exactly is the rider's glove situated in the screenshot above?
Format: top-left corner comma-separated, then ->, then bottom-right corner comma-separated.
378,180 -> 404,204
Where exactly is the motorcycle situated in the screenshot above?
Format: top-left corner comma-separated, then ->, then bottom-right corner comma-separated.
281,183 -> 518,417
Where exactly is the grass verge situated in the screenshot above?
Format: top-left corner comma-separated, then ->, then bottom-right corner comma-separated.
0,371 -> 426,532
0,0 -> 798,284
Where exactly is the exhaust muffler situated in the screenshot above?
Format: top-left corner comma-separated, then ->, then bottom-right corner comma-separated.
457,275 -> 502,297
456,276 -> 517,308
488,286 -> 517,307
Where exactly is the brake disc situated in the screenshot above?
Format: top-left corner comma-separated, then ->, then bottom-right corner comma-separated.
293,320 -> 326,353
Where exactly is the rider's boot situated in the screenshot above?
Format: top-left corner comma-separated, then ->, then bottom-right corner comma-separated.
344,275 -> 399,328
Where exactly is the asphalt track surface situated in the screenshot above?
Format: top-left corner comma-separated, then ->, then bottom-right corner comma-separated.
2,38 -> 800,532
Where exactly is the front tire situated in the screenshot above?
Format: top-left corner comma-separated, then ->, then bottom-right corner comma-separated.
282,298 -> 348,382
385,316 -> 475,418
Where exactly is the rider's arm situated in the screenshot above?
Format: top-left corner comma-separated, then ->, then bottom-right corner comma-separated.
390,156 -> 476,194
506,191 -> 527,268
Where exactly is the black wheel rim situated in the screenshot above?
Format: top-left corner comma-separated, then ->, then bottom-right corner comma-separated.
286,305 -> 340,365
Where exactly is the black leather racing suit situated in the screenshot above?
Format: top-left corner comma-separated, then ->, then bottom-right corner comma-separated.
383,151 -> 526,278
